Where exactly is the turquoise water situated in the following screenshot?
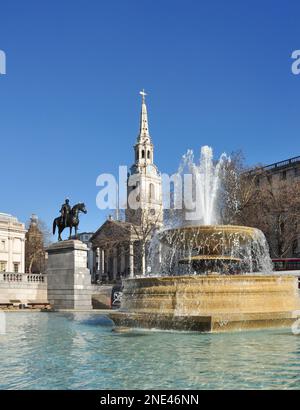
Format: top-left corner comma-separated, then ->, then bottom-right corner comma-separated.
0,312 -> 300,390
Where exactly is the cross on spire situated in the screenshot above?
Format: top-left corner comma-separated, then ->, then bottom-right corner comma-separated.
139,89 -> 147,104
138,89 -> 150,140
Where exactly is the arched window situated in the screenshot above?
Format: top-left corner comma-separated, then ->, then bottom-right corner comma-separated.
147,150 -> 150,159
149,183 -> 155,201
142,150 -> 145,159
136,150 -> 139,161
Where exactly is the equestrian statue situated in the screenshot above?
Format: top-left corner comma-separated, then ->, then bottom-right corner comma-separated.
53,198 -> 87,241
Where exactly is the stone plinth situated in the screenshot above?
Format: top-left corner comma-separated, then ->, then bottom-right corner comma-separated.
46,240 -> 92,310
110,275 -> 300,332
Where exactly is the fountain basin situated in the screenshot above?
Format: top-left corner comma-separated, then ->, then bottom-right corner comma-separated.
158,224 -> 272,274
160,224 -> 257,247
110,275 -> 300,332
159,225 -> 258,259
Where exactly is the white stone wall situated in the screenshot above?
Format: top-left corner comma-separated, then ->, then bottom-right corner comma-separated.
0,273 -> 47,304
0,213 -> 26,273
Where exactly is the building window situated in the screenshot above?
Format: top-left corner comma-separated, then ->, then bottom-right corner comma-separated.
147,150 -> 150,159
136,150 -> 139,161
0,261 -> 6,272
13,263 -> 19,273
142,150 -> 145,159
149,183 -> 155,201
294,167 -> 300,177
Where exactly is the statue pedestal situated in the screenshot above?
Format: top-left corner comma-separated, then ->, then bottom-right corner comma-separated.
46,240 -> 92,310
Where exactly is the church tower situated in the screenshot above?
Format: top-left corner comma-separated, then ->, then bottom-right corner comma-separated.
126,90 -> 163,226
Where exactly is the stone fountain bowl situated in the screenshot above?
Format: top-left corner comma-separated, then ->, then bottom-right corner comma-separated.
109,274 -> 300,332
108,226 -> 300,332
159,224 -> 258,252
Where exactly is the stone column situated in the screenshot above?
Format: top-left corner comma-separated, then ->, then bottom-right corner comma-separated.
8,236 -> 13,272
129,242 -> 134,278
94,247 -> 100,283
101,249 -> 105,276
92,249 -> 97,282
46,240 -> 93,310
106,248 -> 110,279
96,247 -> 100,271
113,247 -> 118,279
141,243 -> 146,276
120,246 -> 125,276
21,238 -> 25,273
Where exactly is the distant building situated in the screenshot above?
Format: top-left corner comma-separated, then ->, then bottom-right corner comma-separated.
0,213 -> 26,273
91,91 -> 163,282
254,155 -> 300,187
250,155 -> 300,257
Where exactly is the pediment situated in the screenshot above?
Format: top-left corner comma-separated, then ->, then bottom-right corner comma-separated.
91,220 -> 135,246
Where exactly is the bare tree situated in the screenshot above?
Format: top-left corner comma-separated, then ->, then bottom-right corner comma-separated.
25,218 -> 51,273
220,155 -> 300,258
248,177 -> 300,258
219,151 -> 262,225
130,208 -> 163,275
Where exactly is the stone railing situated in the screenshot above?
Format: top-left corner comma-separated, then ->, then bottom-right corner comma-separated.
0,273 -> 47,283
27,274 -> 46,283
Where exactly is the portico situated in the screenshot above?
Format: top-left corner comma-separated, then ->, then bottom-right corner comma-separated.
91,219 -> 140,282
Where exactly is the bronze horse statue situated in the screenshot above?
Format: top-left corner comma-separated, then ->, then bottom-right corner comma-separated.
53,202 -> 87,241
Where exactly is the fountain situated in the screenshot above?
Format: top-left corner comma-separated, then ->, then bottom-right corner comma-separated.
159,224 -> 272,275
110,146 -> 300,332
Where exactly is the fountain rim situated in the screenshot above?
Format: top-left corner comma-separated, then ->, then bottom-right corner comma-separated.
123,273 -> 295,283
179,255 -> 242,263
160,224 -> 258,235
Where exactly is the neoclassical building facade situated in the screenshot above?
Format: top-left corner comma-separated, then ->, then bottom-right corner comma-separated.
91,91 -> 163,282
0,213 -> 26,273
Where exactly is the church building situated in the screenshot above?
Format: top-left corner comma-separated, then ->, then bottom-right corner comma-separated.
90,91 -> 163,282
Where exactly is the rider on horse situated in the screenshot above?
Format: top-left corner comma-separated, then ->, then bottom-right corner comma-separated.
60,198 -> 71,227
53,199 -> 87,241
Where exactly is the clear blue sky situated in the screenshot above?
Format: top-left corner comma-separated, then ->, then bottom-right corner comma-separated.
0,0 -> 299,234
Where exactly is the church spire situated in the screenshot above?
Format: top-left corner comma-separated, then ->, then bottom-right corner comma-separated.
133,89 -> 154,166
138,89 -> 150,141
126,90 -> 163,227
